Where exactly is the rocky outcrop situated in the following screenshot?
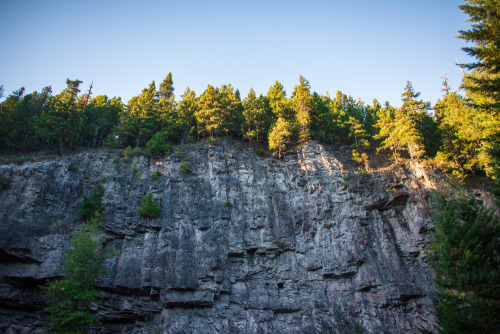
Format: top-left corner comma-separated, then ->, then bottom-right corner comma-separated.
0,141 -> 440,333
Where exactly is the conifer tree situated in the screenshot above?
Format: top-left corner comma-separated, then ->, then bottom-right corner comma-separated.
157,73 -> 177,136
435,91 -> 481,172
177,87 -> 198,142
195,85 -> 222,138
458,0 -> 500,109
292,76 -> 313,143
268,117 -> 292,158
120,81 -> 158,147
430,191 -> 500,333
159,72 -> 174,100
375,83 -> 426,161
267,81 -> 289,120
83,96 -> 122,148
42,217 -> 109,333
38,79 -> 84,155
219,84 -> 241,136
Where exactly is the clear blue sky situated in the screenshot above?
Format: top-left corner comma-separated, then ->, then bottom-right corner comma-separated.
0,0 -> 473,107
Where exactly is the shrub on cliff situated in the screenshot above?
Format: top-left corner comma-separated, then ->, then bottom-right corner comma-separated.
78,184 -> 104,221
429,191 -> 500,333
146,132 -> 172,156
138,193 -> 160,218
179,161 -> 191,174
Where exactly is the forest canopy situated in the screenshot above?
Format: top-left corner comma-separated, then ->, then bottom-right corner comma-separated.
0,0 -> 498,188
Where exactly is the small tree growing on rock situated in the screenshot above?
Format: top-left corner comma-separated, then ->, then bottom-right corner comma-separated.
138,193 -> 160,218
41,217 -> 109,333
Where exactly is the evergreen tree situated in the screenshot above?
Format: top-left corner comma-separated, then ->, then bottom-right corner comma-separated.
120,81 -> 158,147
159,72 -> 174,100
430,191 -> 500,333
0,86 -> 51,152
400,81 -> 439,157
177,87 -> 198,142
375,83 -> 426,161
219,84 -> 242,136
435,91 -> 482,172
38,79 -> 84,155
268,117 -> 292,158
292,76 -> 313,143
157,73 -> 177,133
457,0 -> 500,183
42,217 -> 109,333
138,193 -> 160,218
458,0 -> 500,109
267,81 -> 289,120
243,88 -> 270,144
79,184 -> 105,221
82,96 -> 122,148
195,85 -> 223,138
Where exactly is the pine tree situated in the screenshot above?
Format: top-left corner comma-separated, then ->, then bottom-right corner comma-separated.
159,72 -> 174,100
177,87 -> 198,142
138,193 -> 160,218
375,83 -> 426,161
292,76 -> 313,143
120,81 -> 158,147
429,191 -> 500,333
195,85 -> 223,138
42,217 -> 109,333
38,79 -> 84,155
268,117 -> 292,158
458,0 -> 500,109
267,81 -> 289,120
457,0 -> 500,183
243,88 -> 271,145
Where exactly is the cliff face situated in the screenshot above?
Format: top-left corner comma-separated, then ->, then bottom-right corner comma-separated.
0,141 -> 439,333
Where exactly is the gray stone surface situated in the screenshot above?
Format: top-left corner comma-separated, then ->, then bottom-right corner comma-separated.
0,141 -> 441,333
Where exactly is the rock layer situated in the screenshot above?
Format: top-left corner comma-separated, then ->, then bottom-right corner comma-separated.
0,141 -> 438,333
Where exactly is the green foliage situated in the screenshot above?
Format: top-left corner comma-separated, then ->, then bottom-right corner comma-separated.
41,217 -> 110,333
269,117 -> 292,158
113,157 -> 120,163
135,171 -> 142,179
352,149 -> 368,166
68,165 -> 78,172
292,76 -> 313,142
267,81 -> 289,120
78,184 -> 105,221
146,131 -> 173,155
360,170 -> 368,177
179,161 -> 191,174
375,83 -> 427,161
255,147 -> 265,156
122,146 -> 136,159
82,95 -> 122,149
119,81 -> 159,148
174,149 -> 183,159
38,79 -> 84,155
243,88 -> 272,144
138,193 -> 160,218
225,199 -> 231,207
458,0 -> 500,109
151,170 -> 162,180
132,161 -> 138,171
429,191 -> 500,333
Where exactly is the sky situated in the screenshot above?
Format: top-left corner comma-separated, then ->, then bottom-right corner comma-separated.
0,0 -> 473,107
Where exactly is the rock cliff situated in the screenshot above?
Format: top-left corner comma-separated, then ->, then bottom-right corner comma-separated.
0,140 -> 440,333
